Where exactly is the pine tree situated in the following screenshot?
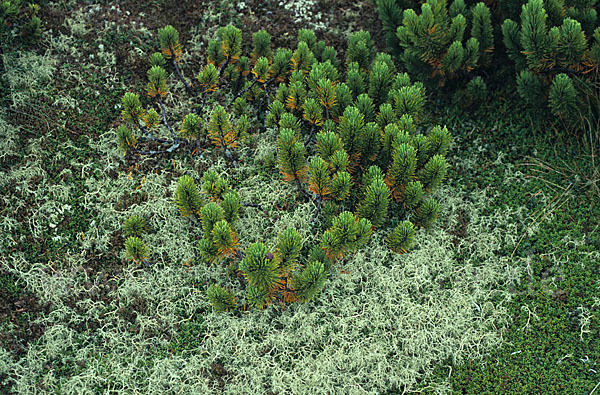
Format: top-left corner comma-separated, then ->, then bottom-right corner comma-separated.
290,261 -> 328,302
174,175 -> 203,217
207,285 -> 237,312
208,105 -> 238,152
251,29 -> 273,62
385,143 -> 417,200
414,197 -> 440,229
239,242 -> 281,303
143,109 -> 160,130
124,236 -> 150,264
197,64 -> 219,93
346,31 -> 376,70
419,154 -> 448,192
123,215 -> 147,238
273,228 -> 303,274
321,212 -> 373,261
158,25 -> 182,61
211,219 -> 239,259
277,128 -> 308,189
357,177 -> 391,228
330,171 -> 352,201
116,125 -> 136,154
221,191 -> 241,223
308,157 -> 332,198
179,113 -> 202,141
202,170 -> 230,201
387,220 -> 416,253
201,202 -> 225,236
146,66 -> 168,98
121,92 -> 145,124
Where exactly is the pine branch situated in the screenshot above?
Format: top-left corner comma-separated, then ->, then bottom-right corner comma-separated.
157,96 -> 180,143
295,177 -> 310,200
170,49 -> 194,96
218,56 -> 230,76
311,194 -> 322,228
305,124 -> 316,146
138,123 -> 171,144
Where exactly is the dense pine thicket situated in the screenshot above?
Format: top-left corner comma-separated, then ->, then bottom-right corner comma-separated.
377,0 -> 600,131
116,26 -> 451,311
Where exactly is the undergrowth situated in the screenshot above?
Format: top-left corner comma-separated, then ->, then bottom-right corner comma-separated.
1,1 -> 597,394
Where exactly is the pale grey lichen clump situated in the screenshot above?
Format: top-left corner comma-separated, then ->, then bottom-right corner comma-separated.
2,119 -> 533,392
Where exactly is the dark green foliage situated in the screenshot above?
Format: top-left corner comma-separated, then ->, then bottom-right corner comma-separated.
376,0 -> 409,55
174,175 -> 203,217
279,112 -> 302,134
368,59 -> 395,107
123,216 -> 147,238
158,25 -> 180,55
320,46 -> 339,68
271,48 -> 293,79
426,125 -> 452,157
459,76 -> 488,108
291,41 -> 315,74
149,52 -> 166,67
419,154 -> 448,191
221,191 -> 241,223
277,128 -> 307,182
217,25 -> 242,60
386,143 -> 417,197
252,56 -> 270,82
346,31 -> 376,70
387,0 -> 493,84
316,130 -> 344,162
274,228 -> 303,273
124,237 -> 149,263
386,220 -> 416,253
207,285 -> 237,312
291,261 -> 328,302
414,197 -> 440,229
198,238 -> 218,264
329,149 -> 349,173
321,212 -> 373,261
179,113 -> 202,140
355,94 -> 376,123
308,156 -> 331,197
246,285 -> 270,309
121,92 -> 144,123
346,62 -> 366,100
548,73 -> 579,120
197,63 -> 219,92
330,171 -> 352,201
390,84 -> 426,121
116,125 -> 136,154
471,2 -> 494,56
266,100 -> 286,127
201,203 -> 225,237
239,242 -> 281,293
516,70 -> 544,107
338,106 -> 366,159
202,170 -> 230,201
211,219 -> 238,259
146,66 -> 168,97
251,29 -> 272,61
403,181 -> 424,210
502,0 -> 600,130
357,177 -> 391,228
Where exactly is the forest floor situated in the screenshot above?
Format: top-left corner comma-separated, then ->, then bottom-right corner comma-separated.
1,0 -> 598,393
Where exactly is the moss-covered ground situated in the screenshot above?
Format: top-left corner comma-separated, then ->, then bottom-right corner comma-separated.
0,1 -> 598,394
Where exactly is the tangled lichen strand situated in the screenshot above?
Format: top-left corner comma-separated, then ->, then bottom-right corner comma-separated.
2,156 -> 532,393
